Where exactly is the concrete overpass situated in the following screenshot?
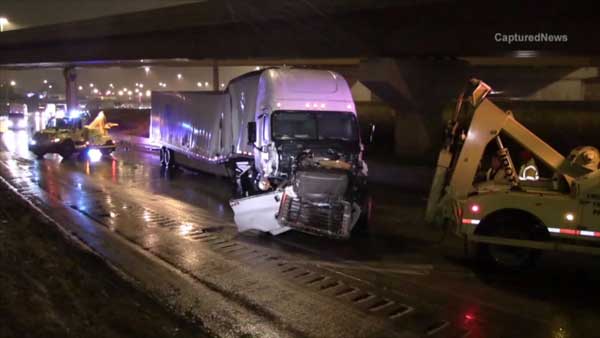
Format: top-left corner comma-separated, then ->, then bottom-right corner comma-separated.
2,0 -> 600,159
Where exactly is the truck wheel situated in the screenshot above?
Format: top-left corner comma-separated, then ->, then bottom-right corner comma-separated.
59,141 -> 75,159
478,211 -> 543,269
159,147 -> 168,167
165,148 -> 176,169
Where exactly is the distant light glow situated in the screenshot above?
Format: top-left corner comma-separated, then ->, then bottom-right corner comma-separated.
118,90 -> 124,96
9,80 -> 15,86
177,73 -> 182,79
48,85 -> 53,89
92,88 -> 99,94
144,66 -> 150,73
197,82 -> 202,87
78,85 -> 83,91
470,204 -> 480,213
89,83 -> 94,88
109,83 -> 114,88
88,148 -> 102,162
43,79 -> 48,84
145,90 -> 151,97
204,81 -> 209,87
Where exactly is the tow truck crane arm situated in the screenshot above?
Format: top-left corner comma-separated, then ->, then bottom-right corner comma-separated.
426,79 -> 586,224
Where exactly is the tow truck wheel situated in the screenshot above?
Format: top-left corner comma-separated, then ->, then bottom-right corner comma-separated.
59,141 -> 75,159
477,211 -> 544,269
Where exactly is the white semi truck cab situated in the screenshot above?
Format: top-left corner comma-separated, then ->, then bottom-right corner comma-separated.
151,68 -> 369,239
235,68 -> 369,239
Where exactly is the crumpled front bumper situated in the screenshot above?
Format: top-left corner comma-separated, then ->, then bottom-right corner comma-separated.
277,191 -> 360,239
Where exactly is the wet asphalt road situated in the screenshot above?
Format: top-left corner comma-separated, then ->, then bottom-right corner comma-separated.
2,126 -> 600,338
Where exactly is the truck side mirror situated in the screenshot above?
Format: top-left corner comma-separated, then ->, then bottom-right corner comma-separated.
247,121 -> 256,145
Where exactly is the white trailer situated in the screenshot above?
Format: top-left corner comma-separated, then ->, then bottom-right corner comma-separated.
151,67 -> 370,239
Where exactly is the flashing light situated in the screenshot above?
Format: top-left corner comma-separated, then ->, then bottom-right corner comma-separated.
26,92 -> 35,98
565,213 -> 575,222
53,138 -> 61,143
87,148 -> 103,162
69,110 -> 81,118
470,204 -> 480,213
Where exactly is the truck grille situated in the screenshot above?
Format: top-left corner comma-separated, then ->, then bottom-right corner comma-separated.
278,194 -> 352,239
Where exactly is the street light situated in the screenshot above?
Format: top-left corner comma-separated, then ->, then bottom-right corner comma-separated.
0,17 -> 8,33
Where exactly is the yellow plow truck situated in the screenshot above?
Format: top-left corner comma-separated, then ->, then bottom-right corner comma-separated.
426,79 -> 600,268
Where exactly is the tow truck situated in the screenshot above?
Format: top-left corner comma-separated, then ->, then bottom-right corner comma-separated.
29,111 -> 117,160
426,79 -> 600,267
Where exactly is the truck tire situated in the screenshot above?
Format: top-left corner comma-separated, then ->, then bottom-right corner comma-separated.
477,210 -> 545,269
159,147 -> 167,167
164,148 -> 177,170
59,140 -> 75,159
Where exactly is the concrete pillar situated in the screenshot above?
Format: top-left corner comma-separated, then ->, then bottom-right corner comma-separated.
212,60 -> 219,91
357,58 -> 470,161
63,67 -> 78,114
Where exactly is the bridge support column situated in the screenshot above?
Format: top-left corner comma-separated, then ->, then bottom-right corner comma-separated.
63,67 -> 78,114
357,59 -> 470,161
212,60 -> 219,91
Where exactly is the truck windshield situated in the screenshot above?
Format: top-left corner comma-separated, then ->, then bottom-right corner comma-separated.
46,118 -> 79,129
272,110 -> 357,141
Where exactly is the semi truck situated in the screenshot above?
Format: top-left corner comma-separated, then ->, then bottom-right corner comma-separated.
150,67 -> 370,239
426,79 -> 600,268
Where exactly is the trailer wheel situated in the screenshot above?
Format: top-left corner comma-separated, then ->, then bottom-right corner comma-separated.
59,140 -> 75,159
477,210 -> 545,269
165,148 -> 176,168
159,147 -> 167,167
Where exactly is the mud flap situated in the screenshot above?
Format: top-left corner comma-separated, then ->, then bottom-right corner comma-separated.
229,191 -> 291,235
